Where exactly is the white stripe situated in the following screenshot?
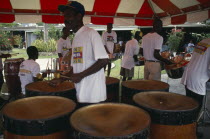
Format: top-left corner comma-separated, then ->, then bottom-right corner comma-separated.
10,0 -> 41,10
77,0 -> 95,11
114,18 -> 135,26
161,17 -> 171,26
116,0 -> 144,14
170,0 -> 200,9
187,10 -> 208,23
15,15 -> 42,23
150,0 -> 164,13
83,16 -> 91,25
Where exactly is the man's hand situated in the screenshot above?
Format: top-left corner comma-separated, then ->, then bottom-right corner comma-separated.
69,73 -> 84,83
165,60 -> 174,65
48,78 -> 65,87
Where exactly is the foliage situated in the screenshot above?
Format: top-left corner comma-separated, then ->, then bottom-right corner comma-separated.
33,30 -> 43,40
0,31 -> 13,51
31,39 -> 57,52
48,25 -> 62,41
36,22 -> 44,26
131,28 -> 141,39
192,33 -> 210,43
0,23 -> 19,28
13,35 -> 22,46
167,31 -> 184,52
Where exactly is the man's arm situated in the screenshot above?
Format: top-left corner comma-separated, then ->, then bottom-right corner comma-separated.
104,45 -> 111,54
58,53 -> 62,58
70,58 -> 109,83
154,49 -> 173,65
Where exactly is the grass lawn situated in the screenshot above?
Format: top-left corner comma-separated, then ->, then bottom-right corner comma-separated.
105,59 -> 166,80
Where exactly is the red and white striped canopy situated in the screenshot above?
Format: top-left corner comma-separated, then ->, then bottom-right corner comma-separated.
0,0 -> 210,26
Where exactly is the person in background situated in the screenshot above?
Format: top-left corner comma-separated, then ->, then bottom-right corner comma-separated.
19,46 -> 46,96
120,31 -> 141,81
186,40 -> 195,53
57,27 -> 71,70
102,23 -> 117,77
0,53 -> 11,92
140,17 -> 173,81
57,1 -> 109,108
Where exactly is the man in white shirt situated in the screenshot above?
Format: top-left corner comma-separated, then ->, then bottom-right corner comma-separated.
19,46 -> 46,95
120,31 -> 141,81
181,38 -> 210,109
102,23 -> 117,77
57,27 -> 71,70
57,1 -> 109,108
140,18 -> 173,81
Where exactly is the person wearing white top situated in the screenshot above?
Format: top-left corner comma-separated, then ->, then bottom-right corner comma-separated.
102,23 -> 117,77
181,38 -> 210,109
19,46 -> 46,95
57,27 -> 71,58
140,18 -> 173,81
57,1 -> 109,108
120,31 -> 141,81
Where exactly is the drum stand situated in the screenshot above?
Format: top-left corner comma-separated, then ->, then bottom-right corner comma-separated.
197,82 -> 210,125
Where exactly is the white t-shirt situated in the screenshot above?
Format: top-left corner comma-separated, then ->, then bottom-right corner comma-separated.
181,38 -> 210,95
102,31 -> 117,54
71,26 -> 109,103
18,59 -> 40,94
57,37 -> 71,57
142,32 -> 163,61
121,39 -> 139,70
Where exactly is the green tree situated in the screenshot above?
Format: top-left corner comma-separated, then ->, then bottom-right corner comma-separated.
0,31 -> 13,51
48,25 -> 61,40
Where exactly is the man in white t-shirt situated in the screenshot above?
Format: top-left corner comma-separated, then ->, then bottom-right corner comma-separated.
120,31 -> 141,81
57,27 -> 71,58
181,38 -> 210,109
57,1 -> 109,108
57,27 -> 71,70
19,46 -> 46,95
140,18 -> 173,81
102,23 -> 117,77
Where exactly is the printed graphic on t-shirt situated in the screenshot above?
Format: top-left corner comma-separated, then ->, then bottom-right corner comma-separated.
73,47 -> 83,63
107,36 -> 114,42
194,42 -> 209,55
62,43 -> 68,51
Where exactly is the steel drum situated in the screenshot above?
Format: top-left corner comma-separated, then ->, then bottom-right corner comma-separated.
121,80 -> 169,104
70,103 -> 150,139
2,96 -> 76,139
133,91 -> 199,139
106,77 -> 120,102
25,81 -> 77,102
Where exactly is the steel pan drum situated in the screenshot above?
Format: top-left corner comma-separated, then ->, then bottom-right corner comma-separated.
133,91 -> 199,139
70,103 -> 150,139
25,81 -> 77,102
4,58 -> 24,96
165,64 -> 184,79
2,96 -> 76,139
121,80 -> 169,104
106,77 -> 120,102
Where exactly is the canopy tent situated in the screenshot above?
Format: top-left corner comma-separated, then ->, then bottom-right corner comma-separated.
0,0 -> 210,26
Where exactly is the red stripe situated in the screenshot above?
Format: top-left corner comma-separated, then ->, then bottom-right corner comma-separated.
182,5 -> 199,13
152,0 -> 181,15
171,15 -> 186,25
0,14 -> 14,23
14,9 -> 38,13
40,0 -> 67,14
91,17 -> 113,25
135,19 -> 153,26
0,0 -> 12,12
93,0 -> 121,16
137,0 -> 154,18
42,15 -> 64,23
